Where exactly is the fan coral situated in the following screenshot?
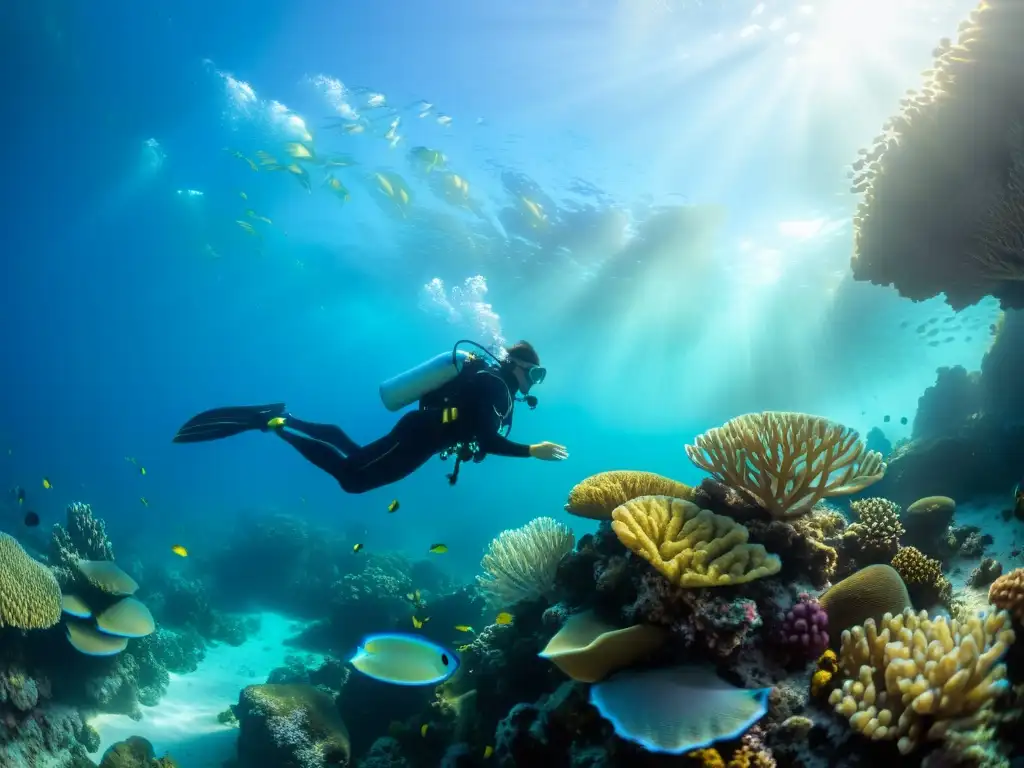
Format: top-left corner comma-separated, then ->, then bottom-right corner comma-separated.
775,593 -> 828,659
564,470 -> 694,520
819,564 -> 912,637
843,497 -> 904,563
0,532 -> 62,629
685,412 -> 886,520
611,496 -> 781,587
891,546 -> 953,607
476,517 -> 574,607
828,608 -> 1015,754
849,0 -> 1024,310
988,567 -> 1024,621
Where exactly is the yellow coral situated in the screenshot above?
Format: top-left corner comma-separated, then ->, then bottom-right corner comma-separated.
891,546 -> 953,606
611,496 -> 781,587
564,471 -> 693,520
827,608 -> 1014,754
0,533 -> 61,630
989,568 -> 1024,621
689,748 -> 725,768
684,412 -> 885,520
844,498 -> 904,561
810,669 -> 832,697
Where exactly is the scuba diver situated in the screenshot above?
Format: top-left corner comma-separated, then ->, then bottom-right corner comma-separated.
172,340 -> 568,492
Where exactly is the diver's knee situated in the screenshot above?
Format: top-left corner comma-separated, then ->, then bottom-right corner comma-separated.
337,477 -> 371,494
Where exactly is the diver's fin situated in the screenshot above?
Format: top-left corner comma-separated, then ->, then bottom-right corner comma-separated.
172,403 -> 286,443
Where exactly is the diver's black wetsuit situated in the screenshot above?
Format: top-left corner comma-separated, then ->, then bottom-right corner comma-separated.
275,369 -> 531,493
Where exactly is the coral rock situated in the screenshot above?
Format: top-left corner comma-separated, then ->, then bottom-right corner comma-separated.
565,470 -> 693,520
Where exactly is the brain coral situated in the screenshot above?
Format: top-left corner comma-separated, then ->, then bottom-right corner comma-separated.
849,0 -> 1024,309
828,608 -> 1014,754
685,412 -> 885,520
611,495 -> 781,587
819,564 -> 912,637
564,471 -> 693,520
0,532 -> 62,630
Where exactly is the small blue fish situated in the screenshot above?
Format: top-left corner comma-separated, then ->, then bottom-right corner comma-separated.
349,633 -> 458,686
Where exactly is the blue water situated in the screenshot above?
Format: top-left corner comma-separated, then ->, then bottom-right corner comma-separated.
0,0 -> 991,581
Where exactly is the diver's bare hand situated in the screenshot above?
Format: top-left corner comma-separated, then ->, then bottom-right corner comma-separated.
529,442 -> 569,461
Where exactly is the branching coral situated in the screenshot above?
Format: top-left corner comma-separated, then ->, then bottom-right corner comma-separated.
611,496 -> 781,587
849,0 -> 1024,310
827,608 -> 1015,754
685,412 -> 885,520
892,546 -> 953,607
476,517 -> 574,607
0,532 -> 62,630
564,470 -> 693,520
842,498 -> 904,563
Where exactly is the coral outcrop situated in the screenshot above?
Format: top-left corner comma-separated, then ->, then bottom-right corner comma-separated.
236,684 -> 351,768
891,546 -> 952,608
0,533 -> 62,630
841,498 -> 904,565
49,502 -> 115,588
564,471 -> 693,520
98,735 -> 176,767
827,608 -> 1015,754
819,564 -> 912,637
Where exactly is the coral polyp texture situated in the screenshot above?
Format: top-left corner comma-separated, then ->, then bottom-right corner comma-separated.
775,593 -> 828,658
849,0 -> 1024,309
685,412 -> 886,520
564,470 -> 693,520
988,567 -> 1024,621
891,546 -> 953,607
842,497 -> 904,563
476,516 -> 574,607
827,608 -> 1015,755
610,495 -> 781,586
0,532 -> 62,629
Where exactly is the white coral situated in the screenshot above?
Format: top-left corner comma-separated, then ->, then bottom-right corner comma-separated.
476,517 -> 574,607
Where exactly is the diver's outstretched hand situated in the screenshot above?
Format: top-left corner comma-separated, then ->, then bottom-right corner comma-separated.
529,442 -> 569,461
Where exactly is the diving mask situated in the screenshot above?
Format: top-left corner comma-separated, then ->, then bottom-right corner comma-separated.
524,364 -> 547,385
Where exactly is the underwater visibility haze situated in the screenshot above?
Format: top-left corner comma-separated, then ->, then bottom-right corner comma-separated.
4,0 -> 1024,766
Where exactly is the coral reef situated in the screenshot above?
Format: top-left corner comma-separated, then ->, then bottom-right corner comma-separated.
969,558 -> 1004,589
610,496 -> 781,586
141,568 -> 251,646
236,684 -> 351,768
827,608 -> 1015,754
989,568 -> 1024,622
900,495 -> 956,557
849,0 -> 1024,310
842,498 -> 904,565
97,735 -> 176,767
891,546 -> 953,608
912,367 -> 982,442
476,517 -> 574,607
49,502 -> 115,588
685,412 -> 886,520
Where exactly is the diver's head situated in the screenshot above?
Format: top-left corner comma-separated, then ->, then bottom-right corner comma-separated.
502,340 -> 545,395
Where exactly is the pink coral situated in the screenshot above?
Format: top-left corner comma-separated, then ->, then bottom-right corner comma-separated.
775,593 -> 828,658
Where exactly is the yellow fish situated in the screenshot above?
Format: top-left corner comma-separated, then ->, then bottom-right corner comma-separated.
323,155 -> 356,168
484,746 -> 493,759
353,543 -> 364,554
236,220 -> 260,236
376,173 -> 395,197
255,150 -> 279,167
286,164 -> 312,193
325,174 -> 350,201
420,724 -> 429,737
225,148 -> 259,172
387,499 -> 399,513
398,188 -> 409,206
42,478 -> 52,489
412,615 -> 430,629
171,544 -> 188,557
495,612 -> 513,626
428,543 -> 448,554
140,497 -> 149,507
286,142 -> 314,160
454,625 -> 474,633
139,466 -> 146,476
522,197 -> 546,222
456,643 -> 472,653
245,209 -> 273,225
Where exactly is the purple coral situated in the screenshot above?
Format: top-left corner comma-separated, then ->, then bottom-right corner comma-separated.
776,593 -> 828,657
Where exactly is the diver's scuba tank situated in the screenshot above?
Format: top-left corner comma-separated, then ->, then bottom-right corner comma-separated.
379,345 -> 480,412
